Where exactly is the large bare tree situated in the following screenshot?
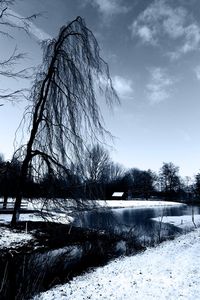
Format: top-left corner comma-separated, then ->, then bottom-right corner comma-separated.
11,16 -> 118,225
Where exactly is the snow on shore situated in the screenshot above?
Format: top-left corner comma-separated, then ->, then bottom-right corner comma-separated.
98,200 -> 184,209
34,228 -> 200,300
153,215 -> 200,231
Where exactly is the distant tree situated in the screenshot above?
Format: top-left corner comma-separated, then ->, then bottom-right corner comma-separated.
0,153 -> 4,162
179,176 -> 195,201
0,161 -> 10,209
159,162 -> 181,199
0,157 -> 22,208
82,145 -> 126,199
0,154 -> 6,206
82,144 -> 111,199
127,168 -> 156,199
38,168 -> 80,198
39,172 -> 63,198
84,144 -> 111,183
95,161 -> 126,199
194,173 -> 200,200
11,17 -> 118,225
108,162 -> 125,182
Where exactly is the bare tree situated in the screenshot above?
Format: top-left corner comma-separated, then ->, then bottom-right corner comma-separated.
83,145 -> 125,184
83,144 -> 111,183
0,0 -> 40,103
108,162 -> 125,182
82,143 -> 112,199
11,17 -> 118,225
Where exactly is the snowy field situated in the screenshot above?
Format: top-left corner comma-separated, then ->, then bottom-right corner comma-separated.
33,228 -> 200,300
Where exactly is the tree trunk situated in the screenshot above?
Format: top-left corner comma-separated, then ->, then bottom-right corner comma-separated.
3,194 -> 8,209
11,193 -> 23,226
11,159 -> 29,227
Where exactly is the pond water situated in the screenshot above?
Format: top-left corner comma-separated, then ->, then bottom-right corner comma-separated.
73,204 -> 200,245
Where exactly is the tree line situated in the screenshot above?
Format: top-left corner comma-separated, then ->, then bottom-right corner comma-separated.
0,145 -> 200,205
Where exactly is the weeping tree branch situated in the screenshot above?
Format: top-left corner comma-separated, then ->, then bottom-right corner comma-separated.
11,16 -> 119,226
0,0 -> 41,103
0,0 -> 41,35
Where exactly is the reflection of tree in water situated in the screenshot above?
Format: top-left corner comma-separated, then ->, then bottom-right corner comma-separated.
74,209 -> 118,230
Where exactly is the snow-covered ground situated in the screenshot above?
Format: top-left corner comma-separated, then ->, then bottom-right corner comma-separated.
0,212 -> 73,225
153,215 -> 200,231
0,226 -> 33,249
33,228 -> 200,300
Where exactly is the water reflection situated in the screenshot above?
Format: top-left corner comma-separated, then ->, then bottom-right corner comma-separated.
73,204 -> 200,245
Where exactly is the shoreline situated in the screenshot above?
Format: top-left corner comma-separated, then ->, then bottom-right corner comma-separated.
34,227 -> 200,300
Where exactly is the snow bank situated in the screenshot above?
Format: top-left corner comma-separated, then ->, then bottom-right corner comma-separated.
33,228 -> 200,300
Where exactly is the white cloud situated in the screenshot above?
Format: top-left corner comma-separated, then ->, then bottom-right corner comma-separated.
130,0 -> 200,58
137,26 -> 155,44
182,24 -> 200,53
112,75 -> 134,99
5,10 -> 51,42
84,0 -> 129,16
163,10 -> 186,39
194,65 -> 200,80
146,67 -> 173,104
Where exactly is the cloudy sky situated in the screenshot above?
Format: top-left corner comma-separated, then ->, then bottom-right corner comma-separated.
1,0 -> 200,177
